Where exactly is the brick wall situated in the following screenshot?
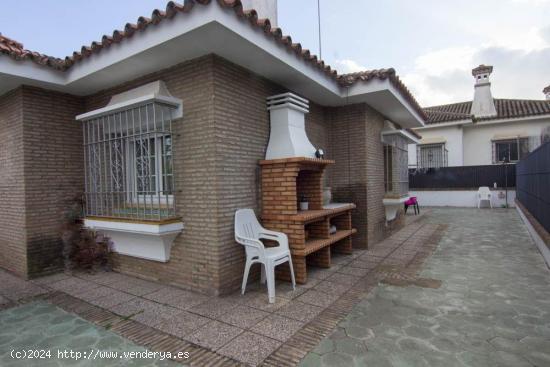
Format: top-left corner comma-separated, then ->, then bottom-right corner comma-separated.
0,86 -> 85,278
365,106 -> 405,243
326,104 -> 369,248
21,86 -> 85,277
210,56 -> 283,292
85,55 -> 223,294
0,88 -> 27,277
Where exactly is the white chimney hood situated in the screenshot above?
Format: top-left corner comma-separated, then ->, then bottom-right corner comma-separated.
265,93 -> 317,160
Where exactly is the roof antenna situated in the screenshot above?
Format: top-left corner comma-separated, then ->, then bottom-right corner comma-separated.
317,0 -> 322,60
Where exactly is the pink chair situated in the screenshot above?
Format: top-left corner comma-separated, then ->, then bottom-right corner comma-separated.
404,196 -> 420,215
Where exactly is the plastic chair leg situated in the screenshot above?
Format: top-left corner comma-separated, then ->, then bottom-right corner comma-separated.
266,262 -> 276,304
241,258 -> 251,295
260,263 -> 266,285
288,256 -> 296,290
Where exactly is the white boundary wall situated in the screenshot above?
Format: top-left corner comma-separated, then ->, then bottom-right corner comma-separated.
410,190 -> 516,208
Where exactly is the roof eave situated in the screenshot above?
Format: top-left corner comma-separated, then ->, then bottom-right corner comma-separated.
0,1 -> 424,123
345,78 -> 425,128
416,119 -> 472,129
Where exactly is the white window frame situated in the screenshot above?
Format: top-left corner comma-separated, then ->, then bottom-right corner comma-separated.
126,133 -> 174,206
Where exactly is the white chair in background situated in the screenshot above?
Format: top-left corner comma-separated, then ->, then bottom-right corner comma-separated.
477,186 -> 493,208
234,209 -> 296,303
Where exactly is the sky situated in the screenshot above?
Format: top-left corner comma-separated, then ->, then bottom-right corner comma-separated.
1,0 -> 549,106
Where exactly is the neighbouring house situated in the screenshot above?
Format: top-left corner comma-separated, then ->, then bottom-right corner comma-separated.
0,0 -> 424,295
408,65 -> 550,168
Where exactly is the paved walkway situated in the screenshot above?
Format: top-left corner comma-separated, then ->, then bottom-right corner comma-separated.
301,208 -> 550,367
0,213 -> 440,366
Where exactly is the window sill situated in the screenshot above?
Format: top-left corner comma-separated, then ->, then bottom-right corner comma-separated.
84,217 -> 183,262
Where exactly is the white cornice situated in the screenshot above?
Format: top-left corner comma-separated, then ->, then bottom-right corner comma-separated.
415,120 -> 472,130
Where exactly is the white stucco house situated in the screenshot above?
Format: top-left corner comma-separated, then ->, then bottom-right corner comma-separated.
408,65 -> 550,168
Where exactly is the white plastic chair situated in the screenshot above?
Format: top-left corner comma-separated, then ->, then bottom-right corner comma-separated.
477,187 -> 492,208
235,209 -> 296,303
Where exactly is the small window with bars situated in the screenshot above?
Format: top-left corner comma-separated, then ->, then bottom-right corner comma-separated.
82,102 -> 177,221
417,143 -> 448,169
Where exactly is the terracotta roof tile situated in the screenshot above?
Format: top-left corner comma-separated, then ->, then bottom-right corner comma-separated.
0,1 -> 425,121
0,33 -> 65,70
424,99 -> 550,124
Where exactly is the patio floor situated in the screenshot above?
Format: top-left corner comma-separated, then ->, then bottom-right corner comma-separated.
3,207 -> 547,366
301,208 -> 550,367
0,211 -> 439,366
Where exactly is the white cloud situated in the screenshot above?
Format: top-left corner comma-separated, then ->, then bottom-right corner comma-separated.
402,26 -> 550,106
334,59 -> 367,73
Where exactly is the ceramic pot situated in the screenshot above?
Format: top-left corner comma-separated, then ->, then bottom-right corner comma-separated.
299,202 -> 309,211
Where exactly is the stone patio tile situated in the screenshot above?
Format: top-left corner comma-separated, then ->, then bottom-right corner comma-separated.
155,310 -> 211,339
218,331 -> 281,366
298,277 -> 322,289
88,291 -> 135,309
108,297 -> 166,317
307,266 -> 339,280
336,266 -> 370,277
250,314 -> 305,342
275,300 -> 323,323
274,282 -> 307,300
240,291 -> 290,312
188,298 -> 239,319
187,320 -> 244,350
75,271 -> 130,285
349,258 -> 380,270
132,304 -> 183,328
326,272 -> 360,285
48,277 -> 100,296
73,285 -> 118,301
365,246 -> 395,256
219,305 -> 269,329
144,287 -> 211,310
297,290 -> 339,308
314,280 -> 352,296
381,257 -> 408,266
359,252 -> 387,262
330,254 -> 354,266
30,272 -> 70,286
109,278 -> 163,296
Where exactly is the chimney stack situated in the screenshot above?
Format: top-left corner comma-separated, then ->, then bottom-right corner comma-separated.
470,65 -> 497,118
240,0 -> 278,28
265,93 -> 316,160
544,85 -> 550,100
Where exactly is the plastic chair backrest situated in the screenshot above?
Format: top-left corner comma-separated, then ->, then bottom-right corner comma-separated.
235,209 -> 265,257
235,209 -> 263,238
478,186 -> 491,198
